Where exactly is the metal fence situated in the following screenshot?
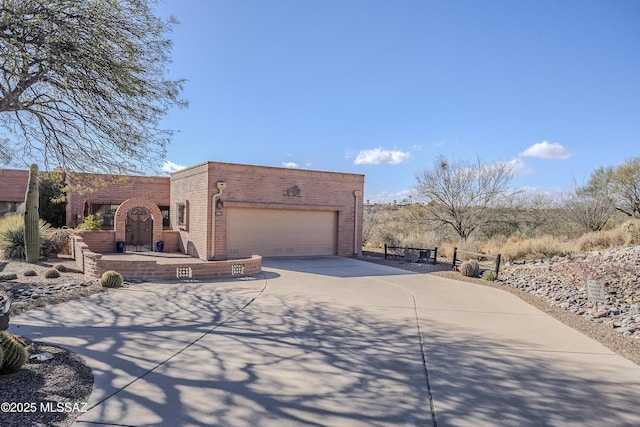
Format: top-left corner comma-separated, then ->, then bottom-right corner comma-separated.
384,244 -> 438,264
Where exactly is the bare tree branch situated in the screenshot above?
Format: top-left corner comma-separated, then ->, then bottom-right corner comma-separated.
0,0 -> 187,174
415,155 -> 518,241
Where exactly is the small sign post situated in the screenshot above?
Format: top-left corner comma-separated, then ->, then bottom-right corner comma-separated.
587,280 -> 606,311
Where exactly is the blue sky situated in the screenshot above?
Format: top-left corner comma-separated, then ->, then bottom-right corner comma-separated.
154,0 -> 639,203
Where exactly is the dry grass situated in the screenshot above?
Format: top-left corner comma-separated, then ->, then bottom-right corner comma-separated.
363,204 -> 640,261
492,235 -> 572,261
576,228 -> 626,252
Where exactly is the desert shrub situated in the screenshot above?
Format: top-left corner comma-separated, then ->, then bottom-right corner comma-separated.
481,235 -> 507,256
460,260 -> 480,277
23,270 -> 37,277
622,219 -> 640,246
43,268 -> 60,279
437,241 -> 456,258
45,228 -> 72,255
76,214 -> 102,231
575,228 -> 626,252
482,270 -> 498,281
100,270 -> 123,288
499,235 -> 572,261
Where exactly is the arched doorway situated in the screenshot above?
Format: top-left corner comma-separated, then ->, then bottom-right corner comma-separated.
125,207 -> 153,251
114,198 -> 164,252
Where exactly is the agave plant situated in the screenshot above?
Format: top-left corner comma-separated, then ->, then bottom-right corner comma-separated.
0,213 -> 54,260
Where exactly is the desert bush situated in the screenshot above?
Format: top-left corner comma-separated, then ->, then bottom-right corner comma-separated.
76,214 -> 102,231
499,235 -> 572,261
482,270 -> 498,281
437,241 -> 456,258
622,219 -> 640,246
45,228 -> 72,255
575,228 -> 626,252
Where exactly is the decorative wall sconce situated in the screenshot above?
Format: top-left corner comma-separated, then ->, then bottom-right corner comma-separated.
216,199 -> 224,210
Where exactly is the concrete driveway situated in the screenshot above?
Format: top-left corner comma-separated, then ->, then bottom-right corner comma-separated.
11,256 -> 640,426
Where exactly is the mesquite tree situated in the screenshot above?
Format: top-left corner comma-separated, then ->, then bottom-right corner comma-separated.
415,155 -> 517,241
0,0 -> 187,174
582,157 -> 640,219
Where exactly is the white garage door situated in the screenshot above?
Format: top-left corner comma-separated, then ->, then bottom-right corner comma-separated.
226,208 -> 338,257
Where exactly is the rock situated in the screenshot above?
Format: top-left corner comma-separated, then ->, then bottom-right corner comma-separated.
0,273 -> 18,281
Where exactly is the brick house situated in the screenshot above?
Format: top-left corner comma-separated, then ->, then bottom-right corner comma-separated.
0,162 -> 364,260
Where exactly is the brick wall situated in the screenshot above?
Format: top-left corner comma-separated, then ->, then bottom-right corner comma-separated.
73,234 -> 261,281
67,174 -> 170,227
82,252 -> 262,281
74,230 -> 116,254
171,162 -> 364,260
161,230 -> 180,253
169,163 -> 210,259
0,169 -> 29,202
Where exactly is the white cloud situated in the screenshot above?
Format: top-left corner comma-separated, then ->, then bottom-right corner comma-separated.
354,148 -> 410,165
520,141 -> 571,160
162,161 -> 186,174
504,157 -> 533,176
282,161 -> 300,168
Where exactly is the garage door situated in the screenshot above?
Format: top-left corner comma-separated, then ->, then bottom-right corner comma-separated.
226,208 -> 337,257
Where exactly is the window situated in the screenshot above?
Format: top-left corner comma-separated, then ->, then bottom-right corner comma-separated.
0,201 -> 19,216
91,203 -> 120,229
177,202 -> 186,228
158,206 -> 170,229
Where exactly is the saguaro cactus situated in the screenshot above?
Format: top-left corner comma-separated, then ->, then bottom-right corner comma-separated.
24,164 -> 40,263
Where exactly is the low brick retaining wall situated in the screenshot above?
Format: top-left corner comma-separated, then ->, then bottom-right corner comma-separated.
73,236 -> 262,281
84,253 -> 262,281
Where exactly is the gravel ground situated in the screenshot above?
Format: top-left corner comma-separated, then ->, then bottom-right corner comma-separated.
1,249 -> 639,426
0,258 -> 103,427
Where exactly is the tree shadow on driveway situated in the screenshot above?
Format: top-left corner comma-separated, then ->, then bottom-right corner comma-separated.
421,319 -> 640,427
11,281 -> 431,426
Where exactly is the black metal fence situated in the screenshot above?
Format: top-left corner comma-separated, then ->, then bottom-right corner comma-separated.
452,247 -> 502,276
384,244 -> 438,264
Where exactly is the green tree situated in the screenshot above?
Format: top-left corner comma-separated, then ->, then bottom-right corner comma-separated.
585,157 -> 640,219
38,171 -> 68,228
415,155 -> 517,241
0,0 -> 187,173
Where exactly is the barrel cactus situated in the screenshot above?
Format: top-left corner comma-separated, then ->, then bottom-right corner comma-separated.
0,330 -> 28,374
100,270 -> 124,288
44,268 -> 61,279
460,260 -> 480,278
24,164 -> 40,263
